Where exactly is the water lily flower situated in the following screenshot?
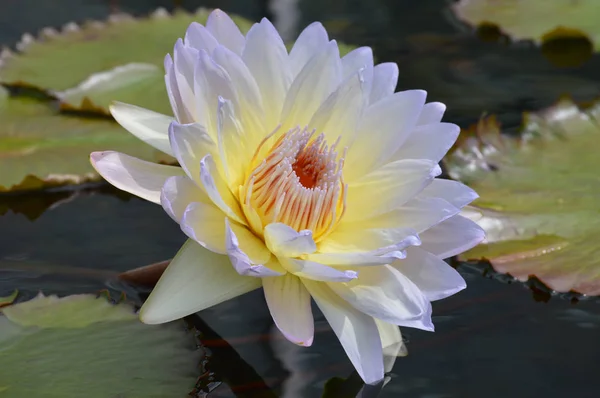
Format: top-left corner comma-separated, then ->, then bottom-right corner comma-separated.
90,9 -> 484,384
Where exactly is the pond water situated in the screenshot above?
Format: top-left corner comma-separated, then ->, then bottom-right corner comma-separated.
1,0 -> 600,397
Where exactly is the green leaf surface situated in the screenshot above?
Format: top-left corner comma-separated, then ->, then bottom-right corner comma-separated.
447,98 -> 600,295
451,0 -> 600,50
0,87 -> 172,192
0,9 -> 252,114
0,293 -> 201,397
0,291 -> 17,308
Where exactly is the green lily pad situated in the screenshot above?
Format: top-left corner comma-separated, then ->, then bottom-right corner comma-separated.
0,293 -> 202,397
451,0 -> 600,50
0,9 -> 253,115
446,98 -> 600,295
0,87 -> 171,192
0,291 -> 17,308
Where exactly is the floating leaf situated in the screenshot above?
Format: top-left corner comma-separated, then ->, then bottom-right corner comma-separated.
447,98 -> 600,295
451,0 -> 600,51
0,291 -> 17,308
0,293 -> 201,397
0,9 -> 247,115
0,87 -> 171,192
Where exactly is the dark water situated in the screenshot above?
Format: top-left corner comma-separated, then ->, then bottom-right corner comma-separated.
1,0 -> 600,397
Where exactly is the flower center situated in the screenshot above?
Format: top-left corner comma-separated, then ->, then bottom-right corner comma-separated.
242,127 -> 347,242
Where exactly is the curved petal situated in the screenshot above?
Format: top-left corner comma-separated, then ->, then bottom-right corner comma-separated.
375,320 -> 407,374
206,9 -> 245,55
288,22 -> 329,78
419,178 -> 479,209
165,54 -> 194,124
390,122 -> 460,164
394,247 -> 466,301
263,273 -> 314,346
168,121 -> 219,186
212,45 -> 266,149
109,102 -> 173,156
171,40 -> 199,123
280,40 -> 341,132
194,49 -> 238,139
199,154 -> 245,224
184,22 -> 218,54
345,90 -> 427,181
280,257 -> 357,282
317,225 -> 421,256
369,63 -> 398,104
419,215 -> 486,259
225,218 -> 282,276
395,300 -> 434,331
309,69 -> 368,150
341,47 -> 373,79
342,197 -> 460,234
90,151 -> 184,204
181,201 -> 228,254
264,223 -> 317,257
345,159 -> 441,222
303,280 -> 384,385
242,18 -> 292,129
139,239 -> 262,324
161,175 -> 208,222
328,264 -> 429,325
417,102 -> 445,125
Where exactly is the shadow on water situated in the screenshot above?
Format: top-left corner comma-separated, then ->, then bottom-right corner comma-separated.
1,0 -> 600,397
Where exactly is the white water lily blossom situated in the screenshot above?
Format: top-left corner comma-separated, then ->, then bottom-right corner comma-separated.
90,9 -> 484,384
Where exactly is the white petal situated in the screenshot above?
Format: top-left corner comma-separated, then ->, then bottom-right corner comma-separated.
165,54 -> 194,124
391,122 -> 460,164
375,320 -> 407,374
280,40 -> 341,132
90,151 -> 183,204
184,22 -> 218,54
168,121 -> 218,186
328,265 -> 430,325
288,22 -> 329,78
369,63 -> 398,104
199,154 -> 245,223
341,47 -> 373,79
394,247 -> 466,301
349,196 -> 460,234
212,45 -> 266,145
317,225 -> 421,257
206,9 -> 246,55
263,274 -> 314,346
109,102 -> 173,156
417,102 -> 446,125
419,178 -> 479,209
139,239 -> 261,324
264,223 -> 317,257
280,258 -> 357,282
194,49 -> 238,139
225,219 -> 281,277
180,201 -> 228,254
395,300 -> 434,331
309,69 -> 368,150
345,159 -> 441,222
242,18 -> 292,129
172,40 -> 199,123
160,175 -> 208,222
345,90 -> 427,181
419,215 -> 486,258
303,280 -> 384,385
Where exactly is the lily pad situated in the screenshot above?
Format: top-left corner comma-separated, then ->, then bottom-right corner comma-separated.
0,293 -> 202,397
446,98 -> 600,295
0,9 -> 252,115
0,87 -> 171,192
451,0 -> 600,50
